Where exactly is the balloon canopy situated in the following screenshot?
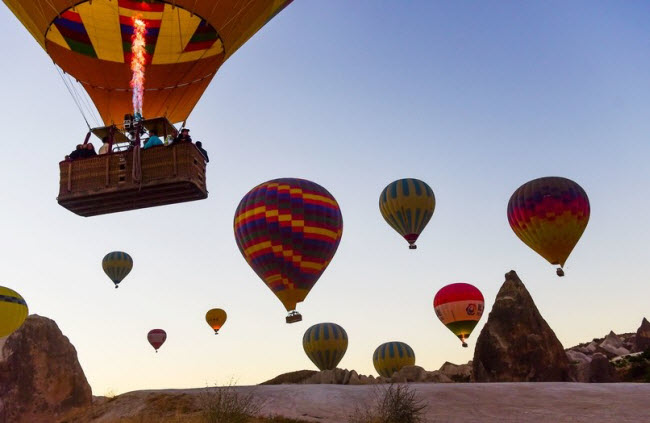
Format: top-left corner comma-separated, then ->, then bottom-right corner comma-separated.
379,178 -> 435,249
234,178 -> 343,320
302,322 -> 348,371
372,341 -> 415,378
434,283 -> 484,347
4,0 -> 294,124
102,251 -> 133,288
0,286 -> 28,338
507,177 -> 590,272
205,308 -> 227,334
147,328 -> 167,352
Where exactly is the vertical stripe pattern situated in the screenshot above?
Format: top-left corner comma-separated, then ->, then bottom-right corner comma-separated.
379,178 -> 435,248
102,251 -> 133,287
302,322 -> 348,370
372,341 -> 416,377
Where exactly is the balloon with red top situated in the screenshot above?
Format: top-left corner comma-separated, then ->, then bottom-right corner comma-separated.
434,283 -> 484,347
147,329 -> 167,353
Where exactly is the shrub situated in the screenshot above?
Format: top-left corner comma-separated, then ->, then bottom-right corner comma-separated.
200,383 -> 264,423
350,383 -> 427,423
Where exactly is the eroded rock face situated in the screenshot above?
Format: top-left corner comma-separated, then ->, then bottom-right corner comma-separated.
472,271 -> 570,382
0,315 -> 92,423
635,318 -> 650,352
589,353 -> 619,383
598,332 -> 630,358
438,361 -> 472,382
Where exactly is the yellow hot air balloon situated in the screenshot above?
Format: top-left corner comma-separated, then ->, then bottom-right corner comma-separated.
205,308 -> 227,334
302,323 -> 348,371
0,286 -> 29,338
379,178 -> 435,249
102,251 -> 133,288
372,341 -> 415,378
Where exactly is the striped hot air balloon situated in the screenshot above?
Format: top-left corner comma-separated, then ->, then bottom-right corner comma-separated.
302,322 -> 348,371
147,329 -> 166,352
234,178 -> 343,323
205,308 -> 227,334
434,283 -> 484,348
102,251 -> 133,288
379,178 -> 435,249
372,341 -> 415,377
0,286 -> 28,338
508,177 -> 590,276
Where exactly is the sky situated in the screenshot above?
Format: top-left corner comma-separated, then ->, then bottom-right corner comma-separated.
0,1 -> 649,395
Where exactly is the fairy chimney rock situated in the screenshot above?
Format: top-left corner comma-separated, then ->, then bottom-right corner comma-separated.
472,270 -> 571,382
0,315 -> 92,423
635,318 -> 650,352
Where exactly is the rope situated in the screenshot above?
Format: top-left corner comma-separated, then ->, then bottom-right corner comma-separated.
132,145 -> 142,185
54,64 -> 91,130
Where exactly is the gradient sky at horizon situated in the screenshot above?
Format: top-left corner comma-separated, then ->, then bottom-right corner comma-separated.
0,1 -> 649,395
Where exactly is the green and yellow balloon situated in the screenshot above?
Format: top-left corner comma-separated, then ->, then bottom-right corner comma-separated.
0,286 -> 28,338
379,178 -> 435,249
303,323 -> 348,371
373,341 -> 415,377
102,251 -> 133,288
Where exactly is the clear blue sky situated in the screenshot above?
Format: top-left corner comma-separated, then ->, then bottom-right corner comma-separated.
0,1 -> 648,395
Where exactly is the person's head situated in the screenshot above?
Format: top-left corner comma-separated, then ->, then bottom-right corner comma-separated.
181,128 -> 190,137
76,144 -> 83,150
196,141 -> 202,147
86,143 -> 95,151
150,129 -> 158,136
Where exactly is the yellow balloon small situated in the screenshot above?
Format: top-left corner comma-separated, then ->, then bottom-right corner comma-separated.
0,286 -> 28,338
205,309 -> 227,334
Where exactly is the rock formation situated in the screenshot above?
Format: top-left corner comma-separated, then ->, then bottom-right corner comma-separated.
0,315 -> 92,423
635,318 -> 650,352
473,270 -> 570,382
597,331 -> 630,358
588,353 -> 619,382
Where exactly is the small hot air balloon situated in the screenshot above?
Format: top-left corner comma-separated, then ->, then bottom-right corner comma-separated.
508,177 -> 590,276
205,308 -> 227,334
234,178 -> 343,323
147,329 -> 166,353
0,286 -> 29,338
379,178 -> 435,249
372,341 -> 415,377
303,323 -> 348,371
102,251 -> 133,288
434,283 -> 484,348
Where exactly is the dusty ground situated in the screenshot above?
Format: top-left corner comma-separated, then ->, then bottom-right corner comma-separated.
71,383 -> 650,423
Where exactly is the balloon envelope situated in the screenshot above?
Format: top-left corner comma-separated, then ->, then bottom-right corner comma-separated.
102,251 -> 133,288
0,286 -> 28,338
372,341 -> 415,378
4,0 -> 294,124
379,178 -> 435,249
147,329 -> 166,352
205,308 -> 227,334
507,177 -> 590,269
234,178 -> 343,315
434,283 -> 484,347
303,323 -> 348,371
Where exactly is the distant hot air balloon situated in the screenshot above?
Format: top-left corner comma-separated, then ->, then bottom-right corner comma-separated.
434,283 -> 484,348
0,286 -> 28,338
147,329 -> 166,353
234,178 -> 343,323
507,177 -> 590,276
372,341 -> 415,377
205,308 -> 227,334
379,178 -> 435,249
303,323 -> 348,371
102,251 -> 133,288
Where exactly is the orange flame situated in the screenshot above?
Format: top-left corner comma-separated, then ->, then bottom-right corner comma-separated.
130,16 -> 147,115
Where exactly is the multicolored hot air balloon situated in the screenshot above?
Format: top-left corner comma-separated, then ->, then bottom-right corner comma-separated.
147,329 -> 166,353
379,178 -> 435,249
102,251 -> 133,288
434,283 -> 484,348
0,286 -> 28,338
3,0 -> 294,125
372,341 -> 415,377
205,308 -> 227,334
303,323 -> 348,371
234,178 -> 343,323
507,177 -> 590,276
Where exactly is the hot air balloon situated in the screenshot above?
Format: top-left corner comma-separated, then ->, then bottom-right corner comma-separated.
205,308 -> 227,334
0,287 -> 29,338
102,251 -> 133,288
372,342 -> 415,377
234,178 -> 343,323
379,178 -> 435,249
147,329 -> 166,352
434,283 -> 484,348
507,177 -> 590,276
4,0 -> 293,216
303,323 -> 348,371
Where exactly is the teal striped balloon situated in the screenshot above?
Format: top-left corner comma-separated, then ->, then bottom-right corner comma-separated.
303,322 -> 348,371
102,251 -> 133,288
372,341 -> 416,377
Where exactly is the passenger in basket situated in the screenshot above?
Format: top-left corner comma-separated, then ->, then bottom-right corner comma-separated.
195,141 -> 209,163
173,128 -> 192,144
81,143 -> 97,158
98,137 -> 111,155
67,144 -> 84,160
143,129 -> 163,150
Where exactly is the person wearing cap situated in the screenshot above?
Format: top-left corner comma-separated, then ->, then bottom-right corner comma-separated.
172,128 -> 192,144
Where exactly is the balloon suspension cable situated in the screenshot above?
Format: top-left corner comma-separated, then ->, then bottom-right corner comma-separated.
53,64 -> 93,130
